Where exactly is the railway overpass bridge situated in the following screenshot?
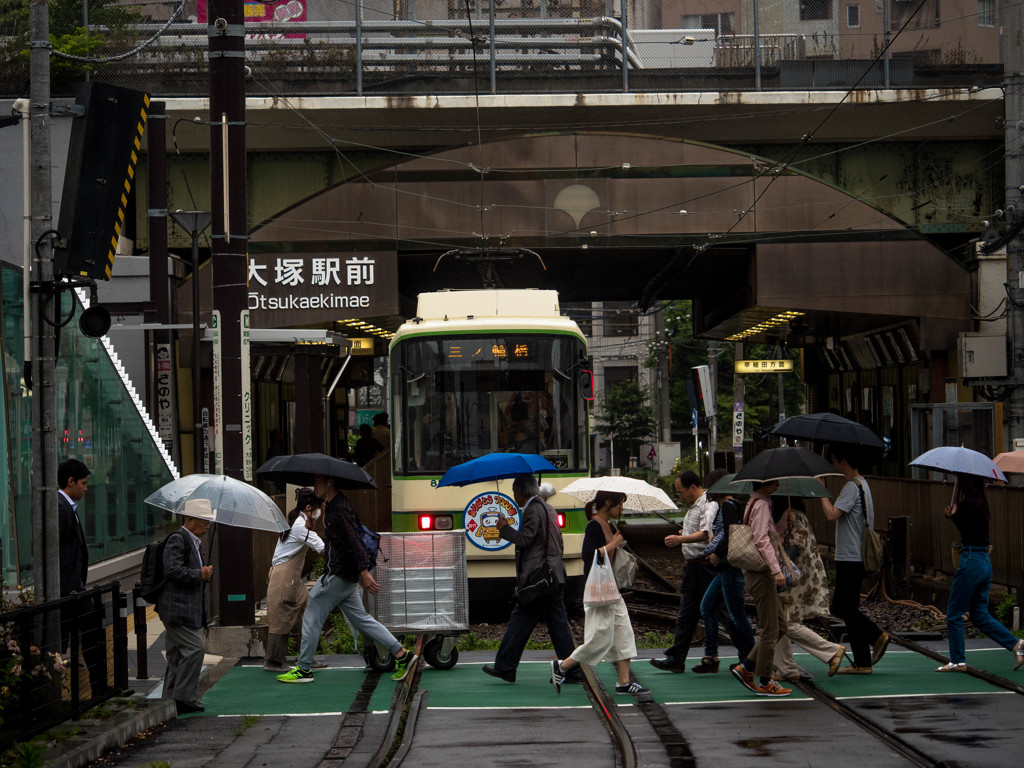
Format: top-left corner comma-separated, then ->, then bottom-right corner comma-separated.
156,86 -> 1003,345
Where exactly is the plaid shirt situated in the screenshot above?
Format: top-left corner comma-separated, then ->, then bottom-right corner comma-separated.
323,491 -> 369,582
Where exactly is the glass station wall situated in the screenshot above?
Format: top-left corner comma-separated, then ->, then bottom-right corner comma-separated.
1,262 -> 175,587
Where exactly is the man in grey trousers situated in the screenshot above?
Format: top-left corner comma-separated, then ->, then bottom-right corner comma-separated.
158,498 -> 215,714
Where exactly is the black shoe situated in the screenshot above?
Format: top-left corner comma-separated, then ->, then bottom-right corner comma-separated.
175,699 -> 205,714
482,664 -> 516,683
564,669 -> 585,684
649,657 -> 687,672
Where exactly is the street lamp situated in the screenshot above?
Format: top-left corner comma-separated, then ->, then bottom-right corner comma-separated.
169,210 -> 212,475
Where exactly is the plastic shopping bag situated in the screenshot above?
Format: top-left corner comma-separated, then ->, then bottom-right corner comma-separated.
583,550 -> 620,607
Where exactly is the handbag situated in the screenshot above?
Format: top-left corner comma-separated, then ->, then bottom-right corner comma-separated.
613,547 -> 638,589
727,524 -> 769,572
854,479 -> 884,575
583,551 -> 620,607
778,544 -> 801,587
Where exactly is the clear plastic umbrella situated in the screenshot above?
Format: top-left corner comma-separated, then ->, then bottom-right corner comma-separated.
145,475 -> 288,533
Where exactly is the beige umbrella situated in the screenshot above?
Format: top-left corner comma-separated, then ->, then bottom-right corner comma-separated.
994,452 -> 1024,474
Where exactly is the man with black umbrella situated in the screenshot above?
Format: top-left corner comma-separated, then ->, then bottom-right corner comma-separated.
278,472 -> 417,684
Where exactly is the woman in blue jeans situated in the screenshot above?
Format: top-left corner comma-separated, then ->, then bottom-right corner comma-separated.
693,491 -> 756,673
938,473 -> 1024,672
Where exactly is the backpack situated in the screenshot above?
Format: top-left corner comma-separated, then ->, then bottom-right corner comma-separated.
137,530 -> 185,604
357,522 -> 384,571
854,479 -> 884,575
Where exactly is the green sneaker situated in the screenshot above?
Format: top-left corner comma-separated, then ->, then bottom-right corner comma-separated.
391,652 -> 418,682
277,666 -> 314,684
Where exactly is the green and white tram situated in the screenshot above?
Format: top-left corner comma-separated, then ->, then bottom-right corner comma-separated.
388,289 -> 592,612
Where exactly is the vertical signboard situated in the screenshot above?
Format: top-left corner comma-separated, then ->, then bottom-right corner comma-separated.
732,401 -> 745,459
241,309 -> 253,480
210,310 -> 224,475
155,343 -> 176,453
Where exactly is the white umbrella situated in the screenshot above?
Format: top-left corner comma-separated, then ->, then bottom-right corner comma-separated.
560,476 -> 678,513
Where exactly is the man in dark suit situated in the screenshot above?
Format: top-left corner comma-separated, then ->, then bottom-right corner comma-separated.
482,474 -> 576,682
57,458 -> 107,696
159,498 -> 215,714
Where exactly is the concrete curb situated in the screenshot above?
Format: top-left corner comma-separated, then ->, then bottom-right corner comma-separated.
44,697 -> 178,768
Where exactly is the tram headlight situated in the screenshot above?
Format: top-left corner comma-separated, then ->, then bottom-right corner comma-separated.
556,513 -> 566,529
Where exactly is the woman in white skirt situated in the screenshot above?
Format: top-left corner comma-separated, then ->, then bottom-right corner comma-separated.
551,490 -> 648,696
264,488 -> 326,671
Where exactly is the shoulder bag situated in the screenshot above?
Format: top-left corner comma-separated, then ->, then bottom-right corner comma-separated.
854,478 -> 884,575
727,499 -> 784,573
595,518 -> 638,589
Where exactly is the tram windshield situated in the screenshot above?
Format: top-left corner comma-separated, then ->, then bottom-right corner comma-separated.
391,333 -> 588,474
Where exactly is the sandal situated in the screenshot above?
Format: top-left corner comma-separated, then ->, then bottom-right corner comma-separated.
936,662 -> 967,672
1014,639 -> 1024,671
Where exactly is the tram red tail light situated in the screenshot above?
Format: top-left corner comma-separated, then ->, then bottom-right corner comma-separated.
418,514 -> 454,531
556,513 -> 566,528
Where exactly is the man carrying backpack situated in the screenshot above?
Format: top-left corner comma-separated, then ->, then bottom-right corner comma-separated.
277,472 -> 416,684
159,498 -> 215,714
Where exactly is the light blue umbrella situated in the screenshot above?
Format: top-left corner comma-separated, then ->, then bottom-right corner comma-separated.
909,446 -> 1007,482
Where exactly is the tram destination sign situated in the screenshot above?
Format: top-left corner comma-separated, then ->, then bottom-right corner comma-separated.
247,251 -> 399,328
734,359 -> 794,373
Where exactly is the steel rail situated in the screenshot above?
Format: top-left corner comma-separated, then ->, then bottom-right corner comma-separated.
791,677 -> 953,768
891,632 -> 1024,696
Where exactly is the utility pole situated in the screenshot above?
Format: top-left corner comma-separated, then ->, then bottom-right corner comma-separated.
209,0 -> 253,626
28,0 -> 60,603
1007,3 -> 1024,444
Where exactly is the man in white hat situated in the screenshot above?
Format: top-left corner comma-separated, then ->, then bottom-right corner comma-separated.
159,497 -> 215,714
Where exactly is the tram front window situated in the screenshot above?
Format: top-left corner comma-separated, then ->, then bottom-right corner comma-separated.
392,334 -> 586,474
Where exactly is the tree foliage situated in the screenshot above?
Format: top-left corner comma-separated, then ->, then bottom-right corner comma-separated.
645,301 -> 805,452
593,379 -> 658,462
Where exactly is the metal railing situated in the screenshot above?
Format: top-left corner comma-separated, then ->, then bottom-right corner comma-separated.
0,583 -> 126,749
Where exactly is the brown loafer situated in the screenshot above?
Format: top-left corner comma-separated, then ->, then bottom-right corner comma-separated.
828,645 -> 846,677
835,665 -> 872,675
871,632 -> 890,666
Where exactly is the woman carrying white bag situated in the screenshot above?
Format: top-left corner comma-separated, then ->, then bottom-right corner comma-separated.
551,490 -> 649,696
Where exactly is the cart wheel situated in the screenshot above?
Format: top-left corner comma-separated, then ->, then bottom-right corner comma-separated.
364,648 -> 396,673
423,638 -> 459,670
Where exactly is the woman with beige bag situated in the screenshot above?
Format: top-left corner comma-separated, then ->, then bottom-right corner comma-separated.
551,490 -> 649,696
728,479 -> 793,698
264,488 -> 326,672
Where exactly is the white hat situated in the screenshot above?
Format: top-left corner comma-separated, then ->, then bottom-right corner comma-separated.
181,498 -> 217,521
538,483 -> 556,500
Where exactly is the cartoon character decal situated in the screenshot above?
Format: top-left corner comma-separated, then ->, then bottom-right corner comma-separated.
463,491 -> 520,551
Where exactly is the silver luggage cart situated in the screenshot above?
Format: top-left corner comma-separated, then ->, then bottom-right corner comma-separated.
366,531 -> 469,670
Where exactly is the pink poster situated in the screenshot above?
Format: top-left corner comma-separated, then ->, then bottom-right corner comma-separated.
198,0 -> 307,38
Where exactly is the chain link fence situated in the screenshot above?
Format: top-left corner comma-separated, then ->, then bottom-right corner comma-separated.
0,0 -> 1007,98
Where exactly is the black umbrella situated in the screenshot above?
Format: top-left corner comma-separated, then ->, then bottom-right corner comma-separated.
733,446 -> 841,483
770,412 -> 883,449
256,452 -> 377,490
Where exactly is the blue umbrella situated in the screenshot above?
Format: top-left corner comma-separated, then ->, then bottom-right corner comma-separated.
437,453 -> 557,488
909,446 -> 1007,482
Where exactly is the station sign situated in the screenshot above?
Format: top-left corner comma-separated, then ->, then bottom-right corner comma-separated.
246,251 -> 399,328
734,359 -> 794,373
